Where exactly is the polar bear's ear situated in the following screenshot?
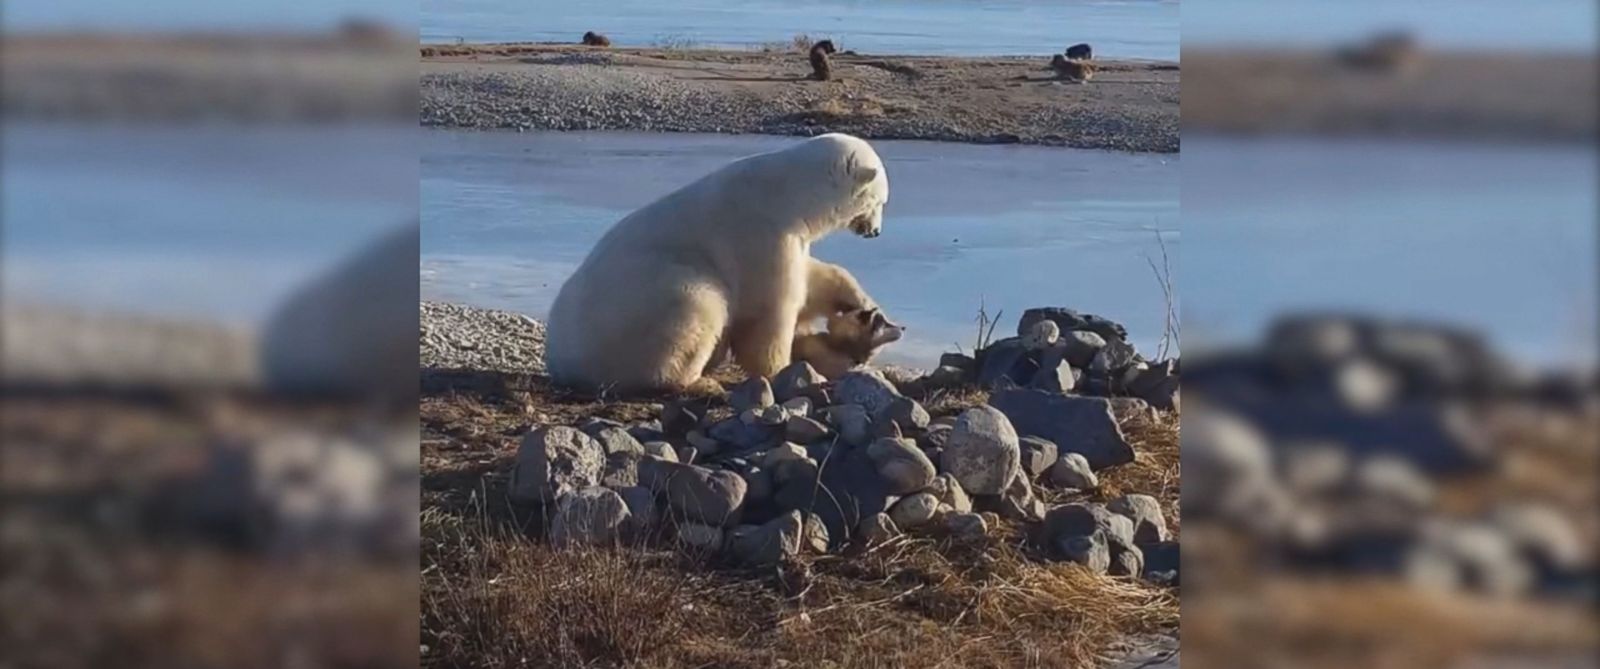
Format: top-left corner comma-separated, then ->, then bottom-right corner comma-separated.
852,165 -> 879,186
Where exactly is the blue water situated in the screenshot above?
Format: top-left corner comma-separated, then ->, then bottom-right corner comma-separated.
422,0 -> 1180,61
0,123 -> 418,326
422,130 -> 1180,368
1183,135 -> 1598,367
1185,0 -> 1597,53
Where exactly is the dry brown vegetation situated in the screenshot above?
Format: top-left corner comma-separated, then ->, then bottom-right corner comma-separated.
420,367 -> 1182,668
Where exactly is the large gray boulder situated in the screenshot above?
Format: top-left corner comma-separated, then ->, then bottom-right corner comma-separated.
989,390 -> 1134,470
1108,494 -> 1170,545
940,406 -> 1022,495
509,426 -> 605,504
1017,307 -> 1128,344
638,459 -> 747,526
549,487 -> 631,547
867,437 -> 938,495
728,510 -> 805,565
834,370 -> 902,416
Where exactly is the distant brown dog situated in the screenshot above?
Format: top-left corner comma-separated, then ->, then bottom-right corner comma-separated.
793,307 -> 904,379
809,39 -> 838,81
1051,54 -> 1096,82
582,31 -> 612,47
1065,43 -> 1092,60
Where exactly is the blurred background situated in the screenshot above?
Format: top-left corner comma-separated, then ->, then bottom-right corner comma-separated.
1181,1 -> 1597,668
1,1 -> 419,667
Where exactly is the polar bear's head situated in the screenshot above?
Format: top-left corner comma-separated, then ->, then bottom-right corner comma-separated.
828,135 -> 890,239
766,133 -> 888,241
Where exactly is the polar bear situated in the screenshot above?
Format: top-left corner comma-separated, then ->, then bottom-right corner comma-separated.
545,133 -> 890,394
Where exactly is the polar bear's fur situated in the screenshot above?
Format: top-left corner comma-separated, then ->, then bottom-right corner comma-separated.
545,133 -> 890,394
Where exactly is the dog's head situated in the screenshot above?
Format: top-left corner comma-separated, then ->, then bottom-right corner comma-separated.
828,307 -> 905,349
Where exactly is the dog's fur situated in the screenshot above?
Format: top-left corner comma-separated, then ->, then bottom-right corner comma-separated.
793,307 -> 904,379
810,40 -> 838,81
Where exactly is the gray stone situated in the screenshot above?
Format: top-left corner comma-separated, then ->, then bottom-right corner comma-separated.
1141,541 -> 1179,586
727,511 -> 804,565
878,396 -> 930,432
685,429 -> 720,455
857,513 -> 900,545
1127,359 -> 1180,411
1023,320 -> 1061,351
920,423 -> 952,450
872,417 -> 905,440
867,438 -> 938,495
926,365 -> 969,389
587,426 -> 645,457
627,421 -> 666,444
660,399 -> 707,436
1107,533 -> 1145,577
760,442 -> 811,468
926,473 -> 973,513
941,405 -> 1022,494
1018,436 -> 1058,477
740,466 -> 773,503
578,417 -> 627,434
747,405 -> 790,427
1030,359 -> 1077,394
641,441 -> 678,462
675,445 -> 700,465
989,390 -> 1134,471
601,453 -> 640,488
638,459 -> 747,526
728,376 -> 775,413
785,415 -> 831,443
781,396 -> 813,418
1017,307 -> 1129,344
1062,533 -> 1111,573
835,370 -> 902,416
801,513 -> 831,554
1108,494 -> 1169,545
510,426 -> 605,504
979,472 -> 1044,522
1352,455 -> 1435,510
889,492 -> 941,529
943,511 -> 988,538
825,404 -> 874,446
976,338 -> 1038,389
708,415 -> 778,451
772,361 -> 827,403
1035,503 -> 1120,562
1057,330 -> 1108,368
1278,443 -> 1348,494
1490,502 -> 1587,576
549,487 -> 630,547
939,352 -> 977,373
1049,452 -> 1098,490
615,485 -> 658,534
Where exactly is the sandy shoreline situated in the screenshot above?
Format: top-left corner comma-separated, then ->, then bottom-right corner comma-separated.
421,43 -> 1180,153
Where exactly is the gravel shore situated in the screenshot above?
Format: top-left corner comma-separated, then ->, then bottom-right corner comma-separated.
420,301 -> 548,375
421,44 -> 1179,153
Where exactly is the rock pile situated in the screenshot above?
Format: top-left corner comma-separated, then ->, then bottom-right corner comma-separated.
1184,314 -> 1597,599
513,306 -> 1181,585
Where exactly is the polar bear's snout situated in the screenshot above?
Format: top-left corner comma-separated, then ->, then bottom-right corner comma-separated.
849,212 -> 882,238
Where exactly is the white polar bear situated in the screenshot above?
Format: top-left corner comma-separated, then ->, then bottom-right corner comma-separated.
545,133 -> 889,394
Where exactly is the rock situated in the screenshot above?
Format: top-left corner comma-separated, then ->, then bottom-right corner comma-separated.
1030,359 -> 1077,394
1049,452 -> 1098,490
510,426 -> 605,504
1141,541 -> 1179,586
615,485 -> 658,531
685,429 -> 720,454
880,365 -> 927,390
1057,330 -> 1108,368
660,399 -> 708,436
1182,408 -> 1276,519
601,453 -> 641,487
638,459 -> 747,526
549,487 -> 630,547
801,513 -> 831,554
888,492 -> 941,529
785,415 -> 831,443
748,405 -> 791,427
788,448 -> 895,542
627,420 -> 666,444
675,445 -> 700,465
1352,455 -> 1434,510
867,438 -> 938,495
835,370 -> 901,416
729,376 -> 775,413
760,442 -> 811,468
781,396 -> 813,418
708,415 -> 778,451
920,423 -> 952,450
943,511 -> 988,538
588,426 -> 645,456
642,441 -> 679,462
940,352 -> 977,373
872,417 -> 904,440
976,338 -> 1038,389
1107,494 -> 1169,545
728,511 -> 804,565
1415,520 -> 1534,597
579,417 -> 626,434
857,513 -> 900,546
979,472 -> 1044,522
768,456 -> 819,487
677,523 -> 724,552
772,361 -> 827,403
1127,359 -> 1180,411
1023,320 -> 1061,351
740,466 -> 773,503
926,365 -> 969,389
1018,436 -> 1058,477
824,404 -> 873,446
1490,503 -> 1587,577
1035,503 -> 1120,561
941,406 -> 1022,494
1089,339 -> 1139,377
1107,533 -> 1145,577
1061,533 -> 1111,573
989,390 -> 1134,471
878,396 -> 930,432
1017,307 -> 1128,344
1278,443 -> 1347,494
926,473 -> 973,513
